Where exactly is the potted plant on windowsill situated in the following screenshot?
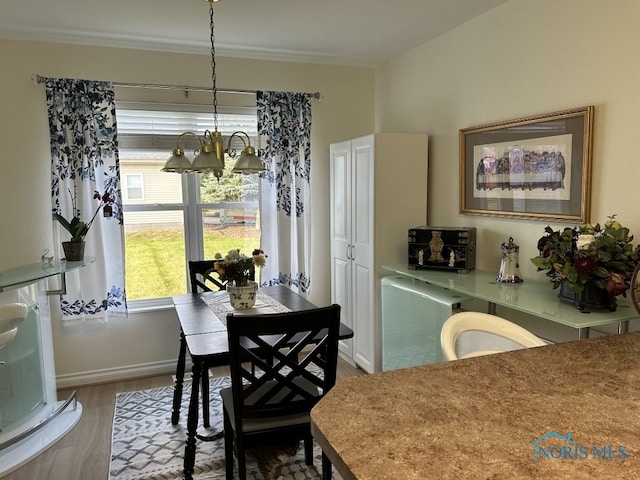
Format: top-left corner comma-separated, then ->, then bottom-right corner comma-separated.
211,248 -> 267,309
530,215 -> 640,311
54,187 -> 114,261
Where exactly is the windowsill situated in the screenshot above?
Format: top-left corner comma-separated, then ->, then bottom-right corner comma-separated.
126,297 -> 176,314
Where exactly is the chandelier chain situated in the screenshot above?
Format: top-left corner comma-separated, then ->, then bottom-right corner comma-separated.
209,1 -> 218,132
159,0 -> 264,174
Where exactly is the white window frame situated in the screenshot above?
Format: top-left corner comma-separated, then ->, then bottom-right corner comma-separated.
116,101 -> 258,311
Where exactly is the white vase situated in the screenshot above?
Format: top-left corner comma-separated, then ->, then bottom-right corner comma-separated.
226,281 -> 258,309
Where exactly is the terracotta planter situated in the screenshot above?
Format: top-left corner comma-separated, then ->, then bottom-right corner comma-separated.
62,241 -> 85,262
558,280 -> 617,312
226,281 -> 258,309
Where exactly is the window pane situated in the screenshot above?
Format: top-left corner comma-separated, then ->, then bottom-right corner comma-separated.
124,211 -> 187,300
120,148 -> 187,300
202,207 -> 261,259
200,156 -> 261,260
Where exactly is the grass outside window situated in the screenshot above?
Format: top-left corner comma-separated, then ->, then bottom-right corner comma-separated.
125,225 -> 260,300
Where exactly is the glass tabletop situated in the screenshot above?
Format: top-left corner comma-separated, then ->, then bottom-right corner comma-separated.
382,265 -> 639,329
0,257 -> 95,291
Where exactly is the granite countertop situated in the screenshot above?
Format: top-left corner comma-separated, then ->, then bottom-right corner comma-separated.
311,332 -> 640,479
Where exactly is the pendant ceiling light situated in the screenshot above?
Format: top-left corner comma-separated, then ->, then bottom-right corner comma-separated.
162,0 -> 264,177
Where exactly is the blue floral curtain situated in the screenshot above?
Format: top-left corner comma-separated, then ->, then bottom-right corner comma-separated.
257,91 -> 313,294
46,77 -> 126,322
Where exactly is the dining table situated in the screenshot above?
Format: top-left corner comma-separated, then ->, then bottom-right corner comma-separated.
170,286 -> 353,480
311,331 -> 640,479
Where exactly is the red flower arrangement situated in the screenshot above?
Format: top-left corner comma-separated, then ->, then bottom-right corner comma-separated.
531,215 -> 639,297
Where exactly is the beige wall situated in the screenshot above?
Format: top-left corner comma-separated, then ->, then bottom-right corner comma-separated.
0,39 -> 374,383
375,0 -> 640,340
376,0 -> 640,277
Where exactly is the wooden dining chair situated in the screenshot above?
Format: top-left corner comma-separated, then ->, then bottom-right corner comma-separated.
173,260 -> 233,428
189,259 -> 255,292
188,259 -> 227,292
174,260 -> 258,428
221,304 -> 341,480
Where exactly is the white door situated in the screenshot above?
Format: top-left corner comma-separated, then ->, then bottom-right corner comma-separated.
351,135 -> 375,373
330,141 -> 353,360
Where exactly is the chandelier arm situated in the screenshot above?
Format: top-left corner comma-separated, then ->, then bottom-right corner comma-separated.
174,131 -> 205,154
227,128 -> 264,174
225,131 -> 250,158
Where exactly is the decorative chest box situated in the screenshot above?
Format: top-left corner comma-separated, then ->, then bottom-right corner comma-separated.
408,227 -> 477,273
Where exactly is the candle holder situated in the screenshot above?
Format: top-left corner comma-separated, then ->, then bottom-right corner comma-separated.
496,236 -> 523,283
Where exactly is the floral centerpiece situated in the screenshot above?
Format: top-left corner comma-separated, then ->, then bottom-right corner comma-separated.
213,248 -> 267,287
213,248 -> 266,310
530,215 -> 639,309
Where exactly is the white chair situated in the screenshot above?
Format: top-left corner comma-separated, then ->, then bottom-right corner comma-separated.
440,311 -> 547,361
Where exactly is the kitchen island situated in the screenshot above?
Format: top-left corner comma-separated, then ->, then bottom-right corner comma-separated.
311,332 -> 640,479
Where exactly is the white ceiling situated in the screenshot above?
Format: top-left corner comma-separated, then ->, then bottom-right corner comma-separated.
0,0 -> 506,67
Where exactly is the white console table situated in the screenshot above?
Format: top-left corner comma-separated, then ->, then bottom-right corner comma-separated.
0,258 -> 94,477
382,265 -> 640,340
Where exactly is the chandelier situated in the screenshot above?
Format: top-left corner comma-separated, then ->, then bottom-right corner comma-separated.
161,0 -> 263,177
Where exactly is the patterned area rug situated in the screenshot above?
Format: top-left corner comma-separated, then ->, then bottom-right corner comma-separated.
109,377 -> 327,479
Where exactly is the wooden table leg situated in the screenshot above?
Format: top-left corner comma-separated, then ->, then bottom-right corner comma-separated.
201,365 -> 210,428
171,331 -> 187,425
183,358 -> 202,480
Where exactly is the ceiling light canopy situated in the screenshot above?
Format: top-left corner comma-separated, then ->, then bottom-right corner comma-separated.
162,0 -> 263,178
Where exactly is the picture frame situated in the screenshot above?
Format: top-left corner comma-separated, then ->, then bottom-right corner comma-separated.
459,106 -> 594,222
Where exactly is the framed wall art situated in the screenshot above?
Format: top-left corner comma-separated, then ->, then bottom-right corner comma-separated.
459,106 -> 594,223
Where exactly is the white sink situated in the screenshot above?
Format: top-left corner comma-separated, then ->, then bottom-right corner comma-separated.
0,302 -> 28,349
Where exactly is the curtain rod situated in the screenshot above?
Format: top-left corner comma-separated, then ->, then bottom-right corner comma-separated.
31,74 -> 321,100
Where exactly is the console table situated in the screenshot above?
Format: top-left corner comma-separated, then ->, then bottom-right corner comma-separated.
382,265 -> 640,340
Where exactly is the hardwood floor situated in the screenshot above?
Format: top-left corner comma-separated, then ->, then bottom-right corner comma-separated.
3,358 -> 365,480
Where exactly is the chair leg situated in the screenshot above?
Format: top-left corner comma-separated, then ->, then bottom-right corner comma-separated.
322,452 -> 333,479
223,410 -> 235,480
236,439 -> 247,480
304,435 -> 313,465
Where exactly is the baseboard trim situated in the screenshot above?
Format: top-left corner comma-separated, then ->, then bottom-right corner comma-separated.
338,352 -> 356,367
55,359 -> 186,389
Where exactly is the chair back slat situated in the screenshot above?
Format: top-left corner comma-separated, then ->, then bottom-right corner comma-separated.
188,260 -> 225,293
226,304 -> 341,422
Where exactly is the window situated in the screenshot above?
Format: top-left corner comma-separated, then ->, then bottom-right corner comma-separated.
116,102 -> 260,305
125,174 -> 144,200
